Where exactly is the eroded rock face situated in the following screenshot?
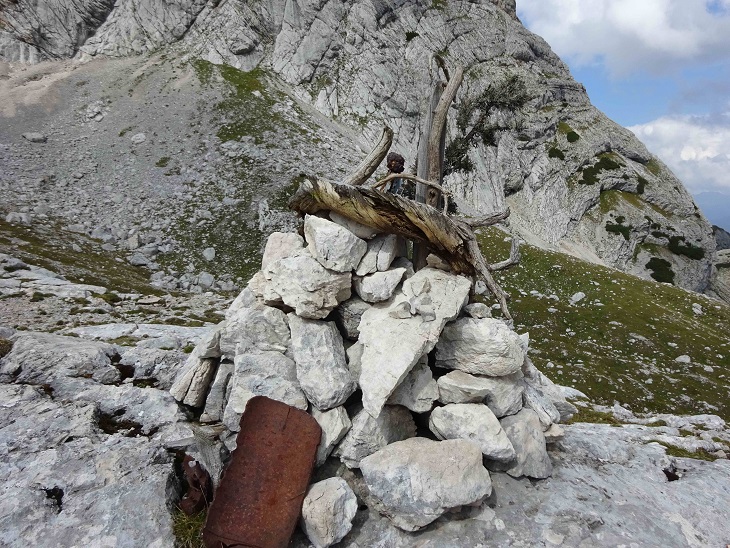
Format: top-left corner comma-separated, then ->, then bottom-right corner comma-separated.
357,268 -> 471,417
334,406 -> 416,469
499,408 -> 553,479
435,318 -> 526,377
359,437 -> 492,532
288,314 -> 356,411
301,478 -> 358,548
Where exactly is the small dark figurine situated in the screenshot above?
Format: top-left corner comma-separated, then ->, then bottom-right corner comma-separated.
385,152 -> 406,195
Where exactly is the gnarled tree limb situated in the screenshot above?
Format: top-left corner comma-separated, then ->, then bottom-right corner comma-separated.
343,126 -> 393,187
288,178 -> 514,319
370,173 -> 451,214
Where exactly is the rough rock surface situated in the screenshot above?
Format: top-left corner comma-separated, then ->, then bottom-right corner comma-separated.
499,408 -> 553,479
219,303 -> 289,357
437,370 -> 524,417
288,315 -> 356,411
357,268 -> 471,417
301,477 -> 358,548
386,358 -> 438,414
353,268 -> 406,303
334,406 -> 416,469
435,318 -> 526,376
332,297 -> 371,341
304,214 -> 367,273
359,437 -> 492,531
311,406 -> 352,466
356,234 -> 399,276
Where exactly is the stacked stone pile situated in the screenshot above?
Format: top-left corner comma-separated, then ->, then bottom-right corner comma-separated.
170,213 -> 577,544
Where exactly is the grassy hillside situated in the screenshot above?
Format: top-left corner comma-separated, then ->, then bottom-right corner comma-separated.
478,228 -> 730,421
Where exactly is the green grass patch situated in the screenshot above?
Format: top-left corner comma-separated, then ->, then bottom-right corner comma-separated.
566,407 -> 622,425
646,159 -> 661,176
477,227 -> 730,421
156,156 -> 171,168
566,131 -> 580,143
183,344 -> 195,354
0,339 -> 13,359
172,509 -> 206,548
654,442 -> 717,461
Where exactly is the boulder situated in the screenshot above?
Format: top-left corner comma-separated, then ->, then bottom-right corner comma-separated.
264,253 -> 351,319
329,212 -> 379,240
435,318 -> 526,377
219,303 -> 289,357
288,314 -> 356,411
429,404 -> 516,462
437,370 -> 524,417
353,268 -> 406,303
332,297 -> 371,340
311,406 -> 352,466
360,438 -> 492,531
222,351 -> 308,432
304,214 -> 367,272
386,358 -> 438,413
301,478 -> 358,548
261,231 -> 305,270
334,406 -> 416,468
499,408 -> 553,479
356,234 -> 399,276
357,268 -> 471,417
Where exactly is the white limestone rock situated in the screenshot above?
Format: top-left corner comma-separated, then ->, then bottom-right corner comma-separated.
288,314 -> 356,411
437,370 -> 524,417
523,383 -> 561,431
301,478 -> 358,548
304,214 -> 367,273
522,358 -> 578,422
435,318 -> 526,377
346,342 -> 363,380
264,253 -> 351,319
219,303 -> 290,357
353,268 -> 406,303
329,212 -> 378,240
332,296 -> 371,340
222,351 -> 308,432
386,358 -> 438,414
429,404 -> 516,463
357,268 -> 471,417
200,361 -> 234,423
499,408 -> 553,479
463,302 -> 492,319
356,234 -> 399,276
334,406 -> 416,468
311,406 -> 352,466
360,437 -> 492,531
261,231 -> 305,270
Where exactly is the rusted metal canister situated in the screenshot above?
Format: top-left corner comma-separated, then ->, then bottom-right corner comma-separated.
203,396 -> 322,548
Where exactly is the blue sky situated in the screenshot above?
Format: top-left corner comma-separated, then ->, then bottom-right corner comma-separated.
517,0 -> 730,224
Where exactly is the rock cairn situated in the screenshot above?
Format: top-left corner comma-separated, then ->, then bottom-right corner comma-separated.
170,213 -> 577,544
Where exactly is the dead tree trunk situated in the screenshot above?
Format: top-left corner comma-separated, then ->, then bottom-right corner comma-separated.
289,178 -> 518,319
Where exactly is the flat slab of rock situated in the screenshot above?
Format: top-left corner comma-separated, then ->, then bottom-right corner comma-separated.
437,370 -> 524,417
222,351 -> 308,432
360,437 -> 492,531
334,406 -> 416,468
264,253 -> 351,319
311,406 -> 352,466
429,404 -> 516,462
304,214 -> 367,272
288,315 -> 356,411
499,408 -> 552,479
435,318 -> 526,377
356,234 -> 399,276
358,268 -> 471,417
386,358 -> 438,413
301,478 -> 358,548
353,268 -> 406,303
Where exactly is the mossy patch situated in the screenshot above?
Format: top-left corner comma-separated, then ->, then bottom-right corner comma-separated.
646,257 -> 674,284
605,222 -> 631,241
548,146 -> 565,160
646,159 -> 661,176
156,156 -> 171,168
668,236 -> 705,261
578,153 -> 622,185
637,176 -> 647,195
653,442 -> 717,461
0,338 -> 13,358
566,407 -> 622,425
405,31 -> 420,42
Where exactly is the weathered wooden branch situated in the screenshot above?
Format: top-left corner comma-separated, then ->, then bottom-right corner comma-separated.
370,173 -> 451,215
343,126 -> 393,187
491,236 -> 521,271
288,178 -> 514,319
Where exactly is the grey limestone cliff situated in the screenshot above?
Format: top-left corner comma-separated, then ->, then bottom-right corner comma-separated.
0,0 -> 717,294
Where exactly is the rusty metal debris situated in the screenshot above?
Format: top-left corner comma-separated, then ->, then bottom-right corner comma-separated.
203,396 -> 322,548
179,454 -> 212,516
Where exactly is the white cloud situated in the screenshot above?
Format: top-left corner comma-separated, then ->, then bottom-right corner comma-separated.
628,113 -> 730,194
518,0 -> 730,76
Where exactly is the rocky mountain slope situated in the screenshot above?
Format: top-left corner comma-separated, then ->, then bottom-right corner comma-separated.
0,0 -> 719,298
